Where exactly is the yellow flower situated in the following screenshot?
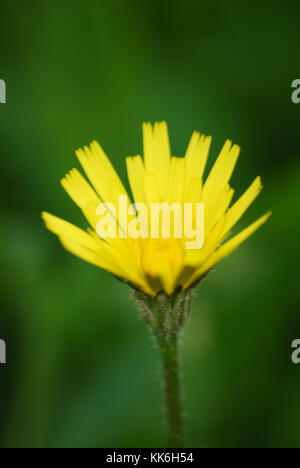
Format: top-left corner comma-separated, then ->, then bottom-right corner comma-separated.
42,122 -> 271,297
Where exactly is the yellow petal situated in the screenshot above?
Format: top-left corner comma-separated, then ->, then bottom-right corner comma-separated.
203,140 -> 240,206
61,168 -> 100,228
167,157 -> 185,204
205,184 -> 234,234
184,177 -> 202,205
143,122 -> 171,199
42,212 -> 148,289
144,171 -> 160,205
184,132 -> 211,194
188,211 -> 272,284
75,141 -> 128,204
42,211 -> 123,275
222,176 -> 263,236
126,155 -> 146,204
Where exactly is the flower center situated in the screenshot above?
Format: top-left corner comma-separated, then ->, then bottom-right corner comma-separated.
141,239 -> 183,294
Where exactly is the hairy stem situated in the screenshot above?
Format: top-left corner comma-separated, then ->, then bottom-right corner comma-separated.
157,336 -> 185,448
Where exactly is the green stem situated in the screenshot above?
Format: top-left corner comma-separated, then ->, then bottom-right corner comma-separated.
157,336 -> 185,448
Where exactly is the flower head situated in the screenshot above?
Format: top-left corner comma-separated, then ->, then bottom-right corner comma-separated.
42,122 -> 271,297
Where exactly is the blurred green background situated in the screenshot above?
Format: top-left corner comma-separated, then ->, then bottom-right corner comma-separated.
0,0 -> 300,448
